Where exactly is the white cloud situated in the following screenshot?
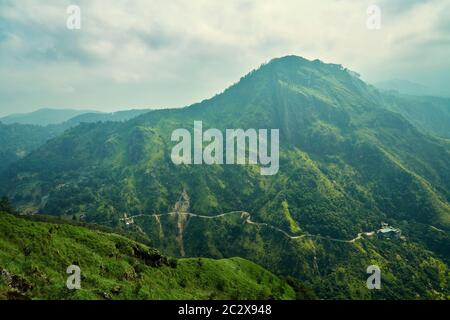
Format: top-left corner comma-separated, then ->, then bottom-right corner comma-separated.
0,0 -> 449,116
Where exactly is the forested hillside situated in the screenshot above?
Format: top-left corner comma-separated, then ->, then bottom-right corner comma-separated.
1,56 -> 449,299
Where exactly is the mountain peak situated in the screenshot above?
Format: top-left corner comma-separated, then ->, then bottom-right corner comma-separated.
267,55 -> 311,66
263,55 -> 356,76
216,55 -> 367,109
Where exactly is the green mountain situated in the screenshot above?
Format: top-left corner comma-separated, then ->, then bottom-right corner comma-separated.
0,123 -> 61,172
1,56 -> 449,299
0,212 -> 303,300
0,110 -> 153,174
0,108 -> 97,126
382,93 -> 450,139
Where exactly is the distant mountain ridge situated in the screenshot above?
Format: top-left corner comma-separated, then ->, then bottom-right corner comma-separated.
375,79 -> 430,96
0,109 -> 153,174
0,108 -> 153,127
65,109 -> 152,126
0,108 -> 98,126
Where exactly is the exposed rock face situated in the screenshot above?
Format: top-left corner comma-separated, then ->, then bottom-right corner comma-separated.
174,190 -> 190,213
1,268 -> 33,299
131,245 -> 169,267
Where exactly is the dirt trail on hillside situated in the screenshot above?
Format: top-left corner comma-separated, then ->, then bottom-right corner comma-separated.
131,210 -> 376,244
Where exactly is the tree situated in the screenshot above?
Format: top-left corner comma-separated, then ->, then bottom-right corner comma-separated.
0,196 -> 15,214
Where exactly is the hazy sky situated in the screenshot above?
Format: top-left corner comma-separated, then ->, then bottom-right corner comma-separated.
1,0 -> 449,116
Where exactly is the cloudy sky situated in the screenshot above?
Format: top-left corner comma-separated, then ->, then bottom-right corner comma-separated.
0,0 -> 449,116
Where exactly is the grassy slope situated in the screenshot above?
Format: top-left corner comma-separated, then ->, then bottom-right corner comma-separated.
0,212 -> 296,300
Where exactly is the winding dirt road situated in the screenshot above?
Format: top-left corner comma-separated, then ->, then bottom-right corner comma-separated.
127,211 -> 376,244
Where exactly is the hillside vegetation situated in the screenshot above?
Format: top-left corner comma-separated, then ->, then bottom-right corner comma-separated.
0,212 -> 300,300
1,56 -> 449,299
0,123 -> 61,172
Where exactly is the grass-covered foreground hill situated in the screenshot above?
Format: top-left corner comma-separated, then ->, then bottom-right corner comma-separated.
0,212 -> 302,300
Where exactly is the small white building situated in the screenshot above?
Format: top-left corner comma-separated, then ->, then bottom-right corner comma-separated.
121,213 -> 134,226
377,223 -> 402,240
